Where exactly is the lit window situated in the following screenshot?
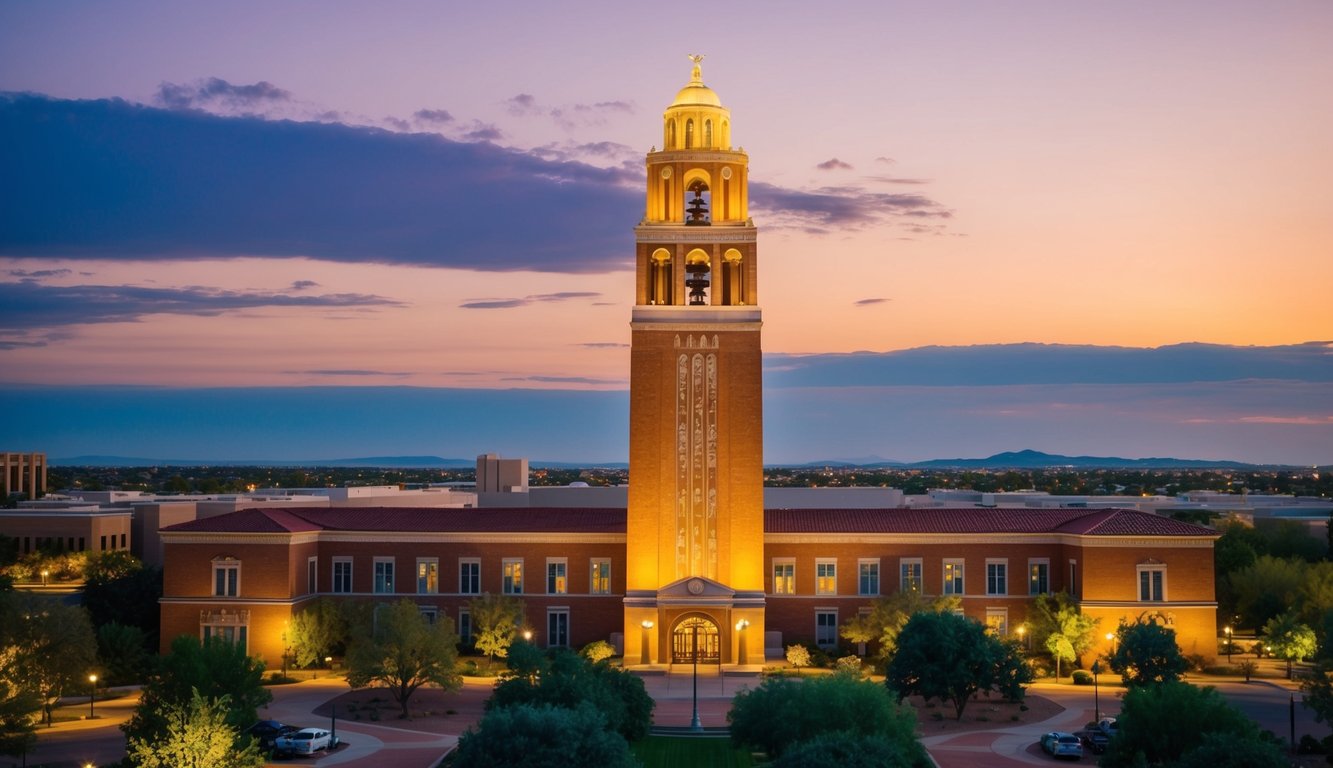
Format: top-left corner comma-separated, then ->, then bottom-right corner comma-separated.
986,560 -> 1007,596
212,559 -> 239,597
943,559 -> 964,595
899,558 -> 922,593
815,610 -> 838,649
373,558 -> 395,594
590,559 -> 611,594
547,559 -> 567,595
417,558 -> 439,594
332,558 -> 352,593
858,559 -> 880,596
985,608 -> 1009,637
772,560 -> 795,595
816,560 -> 837,595
503,559 -> 523,595
1028,559 -> 1050,595
1138,565 -> 1166,602
459,559 -> 480,594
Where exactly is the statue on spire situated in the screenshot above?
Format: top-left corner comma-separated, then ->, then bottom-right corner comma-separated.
687,53 -> 704,82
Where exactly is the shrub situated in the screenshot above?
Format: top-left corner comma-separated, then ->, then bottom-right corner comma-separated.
454,703 -> 635,768
786,644 -> 811,669
836,655 -> 863,676
1071,669 -> 1093,685
580,640 -> 615,664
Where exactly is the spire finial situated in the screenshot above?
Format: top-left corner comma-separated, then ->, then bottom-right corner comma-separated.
687,54 -> 705,83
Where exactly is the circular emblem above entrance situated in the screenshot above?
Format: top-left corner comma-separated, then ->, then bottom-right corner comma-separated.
687,578 -> 705,595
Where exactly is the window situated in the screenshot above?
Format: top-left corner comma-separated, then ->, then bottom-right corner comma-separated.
943,559 -> 964,595
307,557 -> 317,594
417,558 -> 439,594
458,608 -> 473,644
986,560 -> 1007,596
373,558 -> 395,594
590,559 -> 611,594
816,559 -> 837,595
547,609 -> 570,648
332,558 -> 352,593
100,535 -> 107,551
419,606 -> 438,625
815,610 -> 838,649
120,533 -> 126,548
899,558 -> 922,593
772,559 -> 795,595
1069,560 -> 1079,597
1028,559 -> 1050,595
1138,565 -> 1166,602
460,559 -> 480,594
503,558 -> 523,594
201,610 -> 248,651
547,559 -> 567,595
202,624 -> 247,648
985,608 -> 1009,637
858,559 -> 880,596
212,559 -> 239,597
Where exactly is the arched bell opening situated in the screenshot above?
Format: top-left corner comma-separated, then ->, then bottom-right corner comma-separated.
685,180 -> 711,226
671,614 -> 721,664
721,248 -> 744,306
685,248 -> 711,306
666,119 -> 677,150
685,118 -> 695,149
704,119 -> 713,148
648,248 -> 673,305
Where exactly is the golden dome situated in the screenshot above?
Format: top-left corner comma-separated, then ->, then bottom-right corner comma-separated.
669,55 -> 723,108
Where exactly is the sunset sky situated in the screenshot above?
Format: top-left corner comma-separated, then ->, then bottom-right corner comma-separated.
2,1 -> 1330,465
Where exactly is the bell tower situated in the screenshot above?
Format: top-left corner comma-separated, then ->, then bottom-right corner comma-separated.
624,57 -> 765,667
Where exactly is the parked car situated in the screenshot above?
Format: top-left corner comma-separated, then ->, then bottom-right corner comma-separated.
273,727 -> 336,757
1040,731 -> 1085,760
1097,717 -> 1119,737
244,720 -> 298,752
1079,728 -> 1110,754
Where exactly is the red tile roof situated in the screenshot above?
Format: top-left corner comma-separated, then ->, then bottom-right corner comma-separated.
164,505 -> 1215,538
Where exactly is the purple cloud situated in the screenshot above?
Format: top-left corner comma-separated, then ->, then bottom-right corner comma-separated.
460,291 -> 601,310
156,77 -> 291,111
855,298 -> 889,306
413,108 -> 454,124
816,158 -> 853,170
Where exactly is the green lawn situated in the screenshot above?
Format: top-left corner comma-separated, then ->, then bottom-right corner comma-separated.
631,736 -> 757,768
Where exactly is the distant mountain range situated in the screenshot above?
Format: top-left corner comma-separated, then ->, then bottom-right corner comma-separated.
50,449 -> 1300,470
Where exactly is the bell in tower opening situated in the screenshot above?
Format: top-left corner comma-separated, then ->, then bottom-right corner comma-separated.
686,180 -> 711,225
685,260 -> 710,305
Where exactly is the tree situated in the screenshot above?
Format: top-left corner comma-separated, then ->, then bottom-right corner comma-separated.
454,703 -> 636,768
1263,610 -> 1317,679
83,563 -> 162,647
84,550 -> 143,582
488,645 -> 653,742
1214,521 -> 1259,620
840,590 -> 960,662
122,635 -> 271,751
1108,616 -> 1189,687
729,671 -> 925,763
126,689 -> 266,768
288,597 -> 347,668
345,599 -> 461,718
1300,561 -> 1333,633
0,647 -> 39,762
1172,732 -> 1289,768
1301,661 -> 1333,724
1028,592 -> 1099,679
785,643 -> 811,669
1231,555 -> 1305,630
7,593 -> 97,725
469,593 -> 524,669
1100,681 -> 1271,768
773,731 -> 921,768
97,622 -> 150,685
885,611 -> 1032,721
580,639 -> 614,663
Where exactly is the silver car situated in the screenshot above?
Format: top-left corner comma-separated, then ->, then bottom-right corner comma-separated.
1040,731 -> 1084,760
274,727 -> 335,756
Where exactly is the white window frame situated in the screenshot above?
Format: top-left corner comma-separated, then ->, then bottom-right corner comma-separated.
985,559 -> 1008,596
943,558 -> 965,596
459,558 -> 481,595
417,557 -> 439,594
373,557 -> 395,594
1137,564 -> 1167,602
1028,558 -> 1050,596
590,558 -> 611,595
772,558 -> 795,595
418,606 -> 438,625
212,558 -> 240,597
201,622 -> 248,650
458,607 -> 473,644
899,557 -> 923,593
815,609 -> 838,649
502,558 -> 524,595
547,608 -> 570,648
332,557 -> 352,594
816,558 -> 838,596
858,558 -> 880,596
546,558 -> 567,595
985,607 -> 1009,637
307,556 -> 317,595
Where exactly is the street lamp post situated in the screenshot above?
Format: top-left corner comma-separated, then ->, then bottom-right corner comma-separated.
1016,625 -> 1027,652
690,622 -> 702,732
88,674 -> 97,719
1224,625 -> 1233,663
1092,661 -> 1101,719
40,569 -> 49,587
735,619 -> 749,666
640,620 -> 654,666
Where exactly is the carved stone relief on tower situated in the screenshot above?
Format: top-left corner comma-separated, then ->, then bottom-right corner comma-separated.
675,343 -> 719,580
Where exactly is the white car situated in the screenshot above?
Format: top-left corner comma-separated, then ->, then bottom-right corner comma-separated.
1040,731 -> 1084,760
273,727 -> 336,756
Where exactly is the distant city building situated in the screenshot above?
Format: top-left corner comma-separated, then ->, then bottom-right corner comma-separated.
2,451 -> 47,500
475,453 -> 529,496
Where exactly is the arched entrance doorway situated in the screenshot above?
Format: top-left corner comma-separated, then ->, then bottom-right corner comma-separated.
671,615 -> 720,664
